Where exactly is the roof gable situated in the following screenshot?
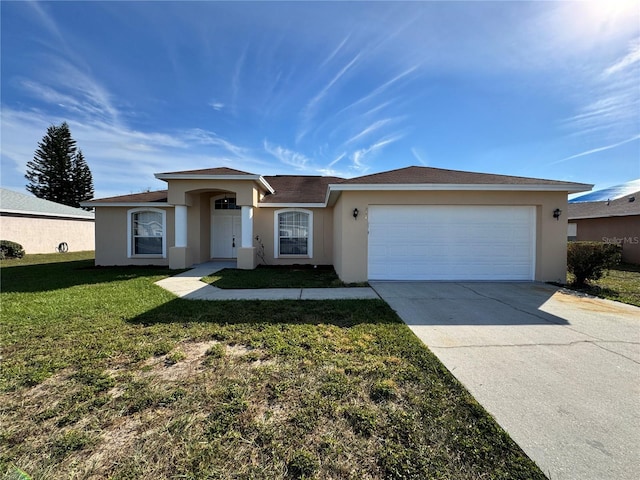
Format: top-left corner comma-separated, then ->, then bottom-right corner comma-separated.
157,167 -> 256,176
340,166 -> 583,186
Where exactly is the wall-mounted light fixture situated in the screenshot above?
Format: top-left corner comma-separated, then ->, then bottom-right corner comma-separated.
553,208 -> 561,221
353,208 -> 359,219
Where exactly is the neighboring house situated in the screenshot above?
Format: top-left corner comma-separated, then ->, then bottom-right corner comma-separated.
0,188 -> 95,254
568,190 -> 640,265
82,166 -> 590,283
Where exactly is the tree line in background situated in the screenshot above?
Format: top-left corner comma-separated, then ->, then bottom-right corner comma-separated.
25,122 -> 94,210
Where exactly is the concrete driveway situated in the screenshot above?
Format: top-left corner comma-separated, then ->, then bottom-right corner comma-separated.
371,281 -> 640,480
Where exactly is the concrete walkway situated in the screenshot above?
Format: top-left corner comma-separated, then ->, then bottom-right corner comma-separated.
155,261 -> 380,300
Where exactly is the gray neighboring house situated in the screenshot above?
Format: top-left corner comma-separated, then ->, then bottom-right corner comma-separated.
567,190 -> 640,264
0,188 -> 95,254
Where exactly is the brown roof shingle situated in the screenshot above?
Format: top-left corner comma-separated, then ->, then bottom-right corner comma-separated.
568,191 -> 640,219
86,190 -> 168,204
261,175 -> 344,204
340,166 -> 584,186
157,167 -> 256,176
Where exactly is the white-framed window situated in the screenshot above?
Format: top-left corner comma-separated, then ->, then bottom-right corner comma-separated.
127,208 -> 166,258
274,209 -> 313,258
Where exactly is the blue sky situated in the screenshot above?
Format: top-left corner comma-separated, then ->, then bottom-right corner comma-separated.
1,1 -> 639,199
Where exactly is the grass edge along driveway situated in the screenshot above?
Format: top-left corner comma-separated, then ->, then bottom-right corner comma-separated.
1,253 -> 545,479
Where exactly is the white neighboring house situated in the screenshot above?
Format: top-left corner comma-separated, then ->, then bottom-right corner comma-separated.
0,188 -> 95,254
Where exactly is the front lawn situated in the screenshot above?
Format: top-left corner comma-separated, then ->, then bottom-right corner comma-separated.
1,254 -> 545,479
567,263 -> 640,307
204,264 -> 347,288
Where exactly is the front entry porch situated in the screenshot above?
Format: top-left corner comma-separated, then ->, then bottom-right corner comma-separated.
168,190 -> 257,271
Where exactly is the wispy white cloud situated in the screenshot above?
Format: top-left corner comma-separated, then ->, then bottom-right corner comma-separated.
209,101 -> 225,111
550,133 -> 640,165
345,118 -> 395,145
0,106 -> 268,197
603,39 -> 640,77
411,147 -> 428,166
328,152 -> 345,168
231,45 -> 248,113
562,38 -> 640,141
350,134 -> 404,172
27,1 -> 65,43
298,53 -> 361,141
337,65 -> 419,115
263,140 -> 311,170
182,128 -> 253,158
20,59 -> 121,126
319,34 -> 351,69
310,53 -> 361,110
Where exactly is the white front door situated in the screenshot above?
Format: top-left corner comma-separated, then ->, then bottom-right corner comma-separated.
211,213 -> 241,258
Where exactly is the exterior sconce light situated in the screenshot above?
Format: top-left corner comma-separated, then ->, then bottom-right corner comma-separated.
353,208 -> 359,219
553,208 -> 561,221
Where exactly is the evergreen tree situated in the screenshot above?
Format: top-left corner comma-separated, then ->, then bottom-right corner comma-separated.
25,122 -> 94,209
71,150 -> 94,208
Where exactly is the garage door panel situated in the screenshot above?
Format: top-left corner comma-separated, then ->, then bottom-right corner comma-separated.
368,205 -> 535,281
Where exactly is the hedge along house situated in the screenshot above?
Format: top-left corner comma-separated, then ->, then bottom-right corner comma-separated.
83,166 -> 591,283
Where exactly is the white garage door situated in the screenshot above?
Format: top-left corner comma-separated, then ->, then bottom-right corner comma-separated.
368,205 -> 536,281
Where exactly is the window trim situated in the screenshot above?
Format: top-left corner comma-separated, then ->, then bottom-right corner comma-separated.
274,208 -> 313,259
127,207 -> 167,258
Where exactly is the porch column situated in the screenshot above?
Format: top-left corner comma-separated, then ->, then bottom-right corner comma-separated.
175,205 -> 187,247
169,204 -> 190,269
238,205 -> 257,270
241,206 -> 253,247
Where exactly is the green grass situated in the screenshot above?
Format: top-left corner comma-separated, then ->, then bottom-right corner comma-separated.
1,253 -> 545,479
204,265 -> 349,288
567,263 -> 640,307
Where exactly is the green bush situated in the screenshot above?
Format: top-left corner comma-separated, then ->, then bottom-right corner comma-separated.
567,241 -> 621,286
0,240 -> 25,259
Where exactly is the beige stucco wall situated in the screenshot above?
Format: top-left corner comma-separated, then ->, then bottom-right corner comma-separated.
94,207 -> 174,266
253,207 -> 334,265
573,216 -> 640,265
91,185 -> 571,279
0,214 -> 94,254
168,180 -> 260,207
332,190 -> 569,283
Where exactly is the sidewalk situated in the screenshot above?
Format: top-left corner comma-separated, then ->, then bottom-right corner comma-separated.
154,261 -> 380,300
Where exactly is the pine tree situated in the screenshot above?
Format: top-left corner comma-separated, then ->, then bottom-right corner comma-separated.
71,150 -> 94,208
25,122 -> 94,209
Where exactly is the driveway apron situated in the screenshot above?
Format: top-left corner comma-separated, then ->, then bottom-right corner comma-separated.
372,281 -> 640,480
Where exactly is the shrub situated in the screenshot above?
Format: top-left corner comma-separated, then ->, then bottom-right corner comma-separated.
567,241 -> 621,286
0,240 -> 25,259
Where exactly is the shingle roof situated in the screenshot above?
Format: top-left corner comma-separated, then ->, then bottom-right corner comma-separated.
157,167 -> 256,176
339,166 -> 584,186
568,191 -> 640,219
570,179 -> 640,203
83,166 -> 591,207
262,175 -> 344,204
0,188 -> 95,219
84,190 -> 168,204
